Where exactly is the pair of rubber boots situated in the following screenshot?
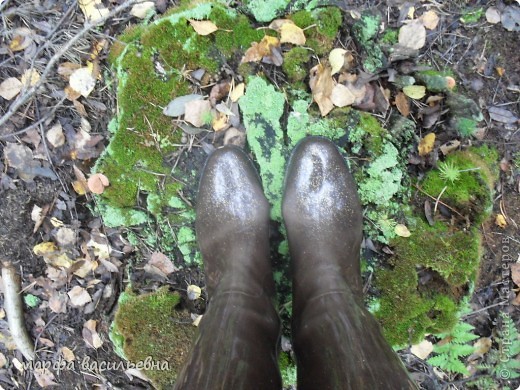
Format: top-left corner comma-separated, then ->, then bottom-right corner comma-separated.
174,137 -> 417,390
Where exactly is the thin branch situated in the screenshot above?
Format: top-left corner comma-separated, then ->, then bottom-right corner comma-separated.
0,0 -> 140,128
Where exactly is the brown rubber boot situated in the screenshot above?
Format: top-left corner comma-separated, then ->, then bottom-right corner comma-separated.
283,137 -> 417,390
174,146 -> 282,390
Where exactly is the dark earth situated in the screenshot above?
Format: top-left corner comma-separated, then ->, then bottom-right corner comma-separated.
0,0 -> 519,388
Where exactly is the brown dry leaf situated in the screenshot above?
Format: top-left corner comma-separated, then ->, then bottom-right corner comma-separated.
473,337 -> 492,356
230,82 -> 245,102
9,28 -> 33,52
72,165 -> 89,196
439,140 -> 460,155
130,1 -> 155,19
510,263 -> 520,286
280,23 -> 306,45
34,368 -> 57,387
189,19 -> 218,36
0,77 -> 22,100
69,67 -> 96,98
495,214 -> 507,228
87,173 -> 109,194
48,292 -> 68,313
330,83 -> 356,107
418,133 -> 436,156
410,339 -> 433,360
68,286 -> 92,307
309,64 -> 334,116
420,10 -> 440,30
268,18 -> 294,30
184,99 -> 212,127
83,319 -> 103,349
60,347 -> 75,362
46,123 -> 65,148
241,36 -> 280,64
395,224 -> 411,237
64,85 -> 82,101
78,0 -> 109,23
399,20 -> 426,50
73,259 -> 98,278
148,252 -> 178,275
395,91 -> 410,117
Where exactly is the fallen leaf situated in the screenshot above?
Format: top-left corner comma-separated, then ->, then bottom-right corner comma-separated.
69,67 -> 96,98
309,64 -> 334,116
241,36 -> 281,64
280,23 -> 306,45
68,286 -> 92,307
20,69 -> 40,87
192,314 -> 203,327
0,353 -> 6,369
230,83 -> 245,102
212,111 -> 229,132
395,91 -> 410,116
184,99 -> 212,127
58,62 -> 82,80
78,0 -> 109,23
60,347 -> 75,362
488,106 -> 518,124
0,77 -> 23,100
224,127 -> 246,147
50,217 -> 64,228
439,140 -> 460,155
395,224 -> 411,237
495,213 -> 507,228
187,285 -> 202,300
9,28 -> 33,52
486,7 -> 501,24
148,252 -> 178,275
87,173 -> 110,194
46,123 -> 65,148
34,368 -> 57,387
411,339 -> 433,360
472,337 -> 492,357
403,85 -> 426,99
330,83 -> 356,107
33,242 -> 58,256
163,94 -> 204,117
418,133 -> 436,156
420,10 -> 440,30
268,18 -> 294,30
329,48 -> 347,75
511,263 -> 520,286
72,165 -> 89,196
56,227 -> 76,247
399,20 -> 426,50
83,319 -> 103,349
48,292 -> 67,313
496,67 -> 505,77
501,6 -> 520,32
189,19 -> 218,36
130,1 -> 155,19
87,233 -> 111,260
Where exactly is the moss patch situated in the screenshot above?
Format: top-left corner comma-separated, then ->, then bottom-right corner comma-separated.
110,288 -> 196,389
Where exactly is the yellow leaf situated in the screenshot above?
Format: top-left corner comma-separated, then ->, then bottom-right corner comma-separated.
418,133 -> 436,156
212,112 -> 229,132
395,224 -> 411,237
329,48 -> 347,75
309,64 -> 334,116
230,83 -> 245,102
20,69 -> 40,87
72,180 -> 88,195
33,242 -> 58,256
78,0 -> 109,23
403,85 -> 426,99
241,36 -> 280,63
495,213 -> 507,228
420,10 -> 440,30
69,67 -> 96,98
280,23 -> 306,45
189,19 -> 218,36
9,28 -> 33,52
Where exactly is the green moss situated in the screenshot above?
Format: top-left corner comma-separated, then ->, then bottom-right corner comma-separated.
421,147 -> 497,222
279,351 -> 297,387
110,288 -> 196,389
375,217 -> 479,345
313,7 -> 342,39
291,7 -> 342,55
451,117 -> 477,138
380,28 -> 398,45
282,47 -> 311,82
460,7 -> 484,24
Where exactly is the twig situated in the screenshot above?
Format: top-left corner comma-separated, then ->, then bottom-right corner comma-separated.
0,0 -> 140,129
433,185 -> 448,216
1,260 -> 36,361
414,184 -> 465,219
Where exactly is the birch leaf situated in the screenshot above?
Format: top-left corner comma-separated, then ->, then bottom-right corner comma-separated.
189,19 -> 218,36
280,23 -> 306,45
329,48 -> 347,75
395,224 -> 411,237
399,20 -> 426,50
403,85 -> 426,99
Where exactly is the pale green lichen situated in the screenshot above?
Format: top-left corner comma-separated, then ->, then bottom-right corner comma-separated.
244,0 -> 289,22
